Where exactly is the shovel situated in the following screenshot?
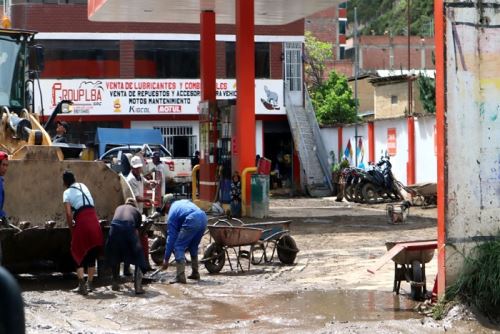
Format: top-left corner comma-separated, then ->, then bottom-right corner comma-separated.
143,264 -> 171,282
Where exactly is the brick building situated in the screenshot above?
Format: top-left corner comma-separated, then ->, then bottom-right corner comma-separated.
7,0 -> 306,165
346,35 -> 435,73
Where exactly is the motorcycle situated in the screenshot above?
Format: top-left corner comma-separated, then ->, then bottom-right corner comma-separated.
358,157 -> 403,204
343,167 -> 367,203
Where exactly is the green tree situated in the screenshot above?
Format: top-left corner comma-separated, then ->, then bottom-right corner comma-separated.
303,31 -> 333,91
417,74 -> 435,114
311,71 -> 357,125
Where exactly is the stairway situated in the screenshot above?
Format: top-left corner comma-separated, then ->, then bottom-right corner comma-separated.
285,90 -> 333,197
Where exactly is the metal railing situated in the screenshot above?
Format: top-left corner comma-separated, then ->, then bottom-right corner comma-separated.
304,88 -> 333,192
283,85 -> 312,182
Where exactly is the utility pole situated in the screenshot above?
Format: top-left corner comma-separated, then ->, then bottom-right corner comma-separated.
354,6 -> 359,167
407,0 -> 412,116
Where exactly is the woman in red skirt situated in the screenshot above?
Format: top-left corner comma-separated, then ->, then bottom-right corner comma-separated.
62,170 -> 104,295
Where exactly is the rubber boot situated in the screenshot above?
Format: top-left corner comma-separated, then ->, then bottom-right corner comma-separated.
169,261 -> 187,284
187,256 -> 200,280
86,280 -> 93,292
134,266 -> 145,294
111,265 -> 120,291
76,278 -> 88,295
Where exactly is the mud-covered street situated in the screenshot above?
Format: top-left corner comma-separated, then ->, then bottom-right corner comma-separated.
19,198 -> 497,333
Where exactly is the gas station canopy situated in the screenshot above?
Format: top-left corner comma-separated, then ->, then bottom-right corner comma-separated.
88,0 -> 341,25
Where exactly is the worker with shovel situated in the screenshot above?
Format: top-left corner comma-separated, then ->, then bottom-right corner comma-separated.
161,194 -> 207,284
105,198 -> 147,294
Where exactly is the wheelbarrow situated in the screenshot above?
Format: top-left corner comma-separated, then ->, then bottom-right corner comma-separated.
245,221 -> 299,265
367,239 -> 437,301
149,221 -> 168,266
402,182 -> 437,207
202,225 -> 263,273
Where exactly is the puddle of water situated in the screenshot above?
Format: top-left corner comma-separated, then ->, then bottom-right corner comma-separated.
150,285 -> 421,330
240,289 -> 420,323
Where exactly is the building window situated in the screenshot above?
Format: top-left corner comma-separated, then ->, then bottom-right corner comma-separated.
338,20 -> 347,35
225,42 -> 270,79
391,95 -> 398,104
284,42 -> 302,92
135,41 -> 200,78
339,46 -> 346,60
40,40 -> 119,78
154,126 -> 196,157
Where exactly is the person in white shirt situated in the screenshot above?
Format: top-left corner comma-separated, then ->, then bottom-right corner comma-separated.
147,152 -> 171,202
125,155 -> 156,273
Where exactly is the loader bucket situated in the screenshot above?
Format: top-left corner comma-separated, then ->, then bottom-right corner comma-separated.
4,158 -> 133,227
0,146 -> 133,273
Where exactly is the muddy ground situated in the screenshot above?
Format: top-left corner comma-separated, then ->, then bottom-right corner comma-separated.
19,197 -> 499,333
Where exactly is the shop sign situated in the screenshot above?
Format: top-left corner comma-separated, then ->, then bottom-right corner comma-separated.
387,128 -> 397,156
36,79 -> 286,116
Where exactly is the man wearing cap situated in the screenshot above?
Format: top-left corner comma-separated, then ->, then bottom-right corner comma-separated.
52,121 -> 69,143
105,198 -> 147,294
125,155 -> 156,273
161,194 -> 207,284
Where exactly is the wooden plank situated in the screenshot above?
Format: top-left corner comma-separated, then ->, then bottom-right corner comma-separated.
367,243 -> 406,274
367,240 -> 437,274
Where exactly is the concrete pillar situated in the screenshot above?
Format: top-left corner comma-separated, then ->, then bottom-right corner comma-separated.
406,116 -> 416,185
234,0 -> 256,214
199,10 -> 218,202
368,122 -> 375,163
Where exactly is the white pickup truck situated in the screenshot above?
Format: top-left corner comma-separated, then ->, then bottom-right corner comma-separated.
99,144 -> 192,185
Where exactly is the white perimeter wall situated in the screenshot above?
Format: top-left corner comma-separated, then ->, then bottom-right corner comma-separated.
320,116 -> 437,185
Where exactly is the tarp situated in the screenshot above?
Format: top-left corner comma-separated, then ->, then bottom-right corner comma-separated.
95,128 -> 163,157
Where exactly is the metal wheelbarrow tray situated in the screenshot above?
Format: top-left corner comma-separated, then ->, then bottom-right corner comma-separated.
202,226 -> 264,273
208,226 -> 263,247
368,239 -> 437,301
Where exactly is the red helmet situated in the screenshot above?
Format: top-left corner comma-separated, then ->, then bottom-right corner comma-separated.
0,151 -> 8,161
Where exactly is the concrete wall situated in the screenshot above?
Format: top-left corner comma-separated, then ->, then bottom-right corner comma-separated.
374,80 -> 424,119
375,81 -> 407,119
320,116 -> 437,185
444,2 -> 500,283
348,77 -> 375,114
355,35 -> 435,71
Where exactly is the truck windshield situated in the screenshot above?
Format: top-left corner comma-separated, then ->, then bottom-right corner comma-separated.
0,35 -> 25,109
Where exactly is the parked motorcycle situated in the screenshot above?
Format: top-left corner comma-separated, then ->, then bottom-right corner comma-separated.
343,167 -> 367,203
358,157 -> 403,204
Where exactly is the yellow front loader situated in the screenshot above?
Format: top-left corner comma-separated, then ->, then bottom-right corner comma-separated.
0,28 -> 132,273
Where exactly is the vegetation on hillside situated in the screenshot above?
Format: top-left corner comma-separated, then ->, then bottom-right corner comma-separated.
346,0 -> 434,36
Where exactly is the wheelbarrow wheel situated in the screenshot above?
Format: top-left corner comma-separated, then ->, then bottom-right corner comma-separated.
410,260 -> 424,301
203,243 -> 225,274
150,237 -> 166,266
277,235 -> 299,265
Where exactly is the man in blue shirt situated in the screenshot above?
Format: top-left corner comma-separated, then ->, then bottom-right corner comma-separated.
0,151 -> 9,225
162,194 -> 207,284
